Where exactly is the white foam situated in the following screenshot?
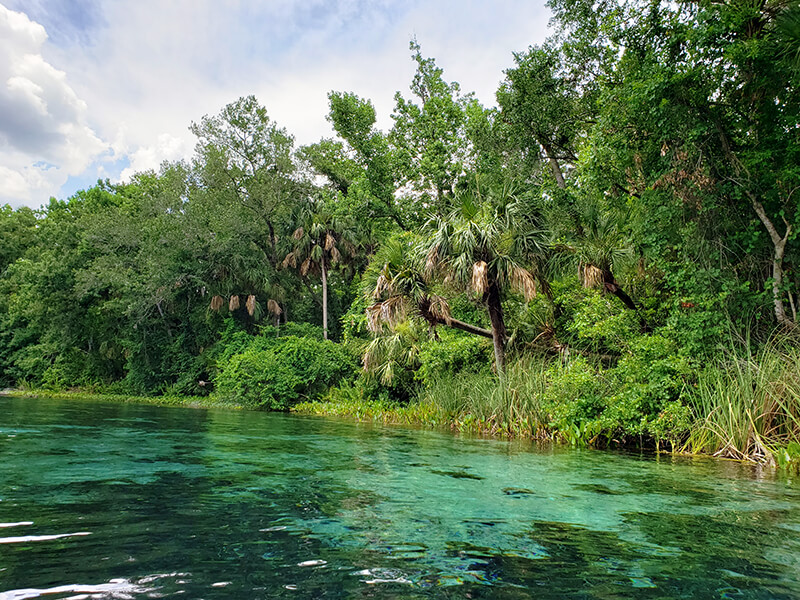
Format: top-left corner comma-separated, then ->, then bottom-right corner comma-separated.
0,579 -> 140,600
296,560 -> 327,567
0,532 -> 91,544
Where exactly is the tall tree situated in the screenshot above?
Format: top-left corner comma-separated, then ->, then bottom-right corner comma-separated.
497,44 -> 583,190
190,95 -> 300,269
390,41 -> 479,216
326,92 -> 405,229
421,182 -> 545,372
283,197 -> 359,339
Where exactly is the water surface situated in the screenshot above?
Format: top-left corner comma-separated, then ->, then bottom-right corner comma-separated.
1,396 -> 800,599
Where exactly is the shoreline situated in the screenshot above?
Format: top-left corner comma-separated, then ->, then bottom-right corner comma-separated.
0,388 -> 244,411
4,387 -> 782,471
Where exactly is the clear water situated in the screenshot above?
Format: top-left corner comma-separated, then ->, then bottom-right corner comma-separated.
2,397 -> 800,599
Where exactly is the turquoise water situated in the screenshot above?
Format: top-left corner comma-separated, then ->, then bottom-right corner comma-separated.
2,397 -> 800,599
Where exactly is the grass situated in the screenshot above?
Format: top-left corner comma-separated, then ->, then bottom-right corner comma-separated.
686,337 -> 800,466
0,388 -> 245,410
295,356 -> 556,438
416,356 -> 553,437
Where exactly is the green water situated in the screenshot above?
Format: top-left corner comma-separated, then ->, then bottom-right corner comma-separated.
2,397 -> 800,599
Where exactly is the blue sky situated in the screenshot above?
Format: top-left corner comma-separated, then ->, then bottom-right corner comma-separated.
0,1 -> 552,208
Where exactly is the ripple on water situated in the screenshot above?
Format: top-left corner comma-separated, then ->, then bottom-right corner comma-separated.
0,579 -> 142,600
3,396 -> 800,599
0,532 -> 91,544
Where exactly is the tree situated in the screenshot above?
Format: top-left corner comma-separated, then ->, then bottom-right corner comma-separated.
283,197 -> 359,339
390,41 -> 478,216
0,205 -> 38,275
367,180 -> 546,375
421,182 -> 545,372
546,0 -> 799,329
497,44 -> 583,190
326,92 -> 405,228
190,95 -> 300,268
364,233 -> 493,340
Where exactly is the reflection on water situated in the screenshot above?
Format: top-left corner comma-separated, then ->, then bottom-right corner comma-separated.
1,395 -> 800,598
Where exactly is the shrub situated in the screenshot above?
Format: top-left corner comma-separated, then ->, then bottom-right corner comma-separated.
214,335 -> 358,410
415,331 -> 493,387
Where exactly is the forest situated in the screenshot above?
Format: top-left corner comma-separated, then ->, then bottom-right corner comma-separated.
2,0 -> 799,466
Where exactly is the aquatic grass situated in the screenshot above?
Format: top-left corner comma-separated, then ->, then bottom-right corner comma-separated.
686,337 -> 800,465
294,384 -> 450,427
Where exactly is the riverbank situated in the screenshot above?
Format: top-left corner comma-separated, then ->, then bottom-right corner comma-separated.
0,388 -> 243,410
6,349 -> 800,475
294,342 -> 800,472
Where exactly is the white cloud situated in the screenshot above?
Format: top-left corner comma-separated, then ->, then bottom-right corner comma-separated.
118,133 -> 192,181
1,1 -> 553,207
0,4 -> 106,206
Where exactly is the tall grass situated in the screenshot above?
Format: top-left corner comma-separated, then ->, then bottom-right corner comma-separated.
296,355 -> 556,437
416,356 -> 553,437
687,337 -> 800,464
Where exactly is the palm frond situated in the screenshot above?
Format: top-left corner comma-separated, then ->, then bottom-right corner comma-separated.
512,266 -> 537,300
472,260 -> 489,295
267,298 -> 282,316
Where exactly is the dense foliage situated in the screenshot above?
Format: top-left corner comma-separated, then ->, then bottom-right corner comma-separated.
2,1 -> 799,464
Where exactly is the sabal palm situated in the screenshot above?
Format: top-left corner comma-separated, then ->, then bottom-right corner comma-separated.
364,233 -> 490,338
555,204 -> 638,311
283,202 -> 358,339
422,181 -> 545,372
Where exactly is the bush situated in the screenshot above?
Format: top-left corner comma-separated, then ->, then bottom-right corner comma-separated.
214,335 -> 358,410
415,331 -> 493,387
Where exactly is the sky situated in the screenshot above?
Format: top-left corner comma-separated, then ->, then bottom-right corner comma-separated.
0,0 -> 552,208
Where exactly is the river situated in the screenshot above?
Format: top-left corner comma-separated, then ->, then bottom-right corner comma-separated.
1,396 -> 800,599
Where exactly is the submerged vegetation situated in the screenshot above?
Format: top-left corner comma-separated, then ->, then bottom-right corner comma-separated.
2,1 -> 799,468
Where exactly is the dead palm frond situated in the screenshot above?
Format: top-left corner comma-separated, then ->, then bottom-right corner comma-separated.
471,260 -> 489,295
210,295 -> 224,311
229,295 -> 240,311
512,266 -> 537,300
426,294 -> 452,324
267,298 -> 282,316
581,263 -> 604,288
246,294 -> 257,316
282,252 -> 297,269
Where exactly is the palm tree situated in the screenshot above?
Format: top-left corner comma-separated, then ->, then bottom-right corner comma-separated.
556,205 -> 640,313
283,201 -> 359,339
364,233 -> 493,340
421,181 -> 546,373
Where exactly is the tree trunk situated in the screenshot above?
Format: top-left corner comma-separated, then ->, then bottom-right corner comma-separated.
321,256 -> 328,340
541,142 -> 566,190
749,193 -> 795,327
429,315 -> 493,338
486,282 -> 507,374
601,269 -> 638,311
417,298 -> 493,338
